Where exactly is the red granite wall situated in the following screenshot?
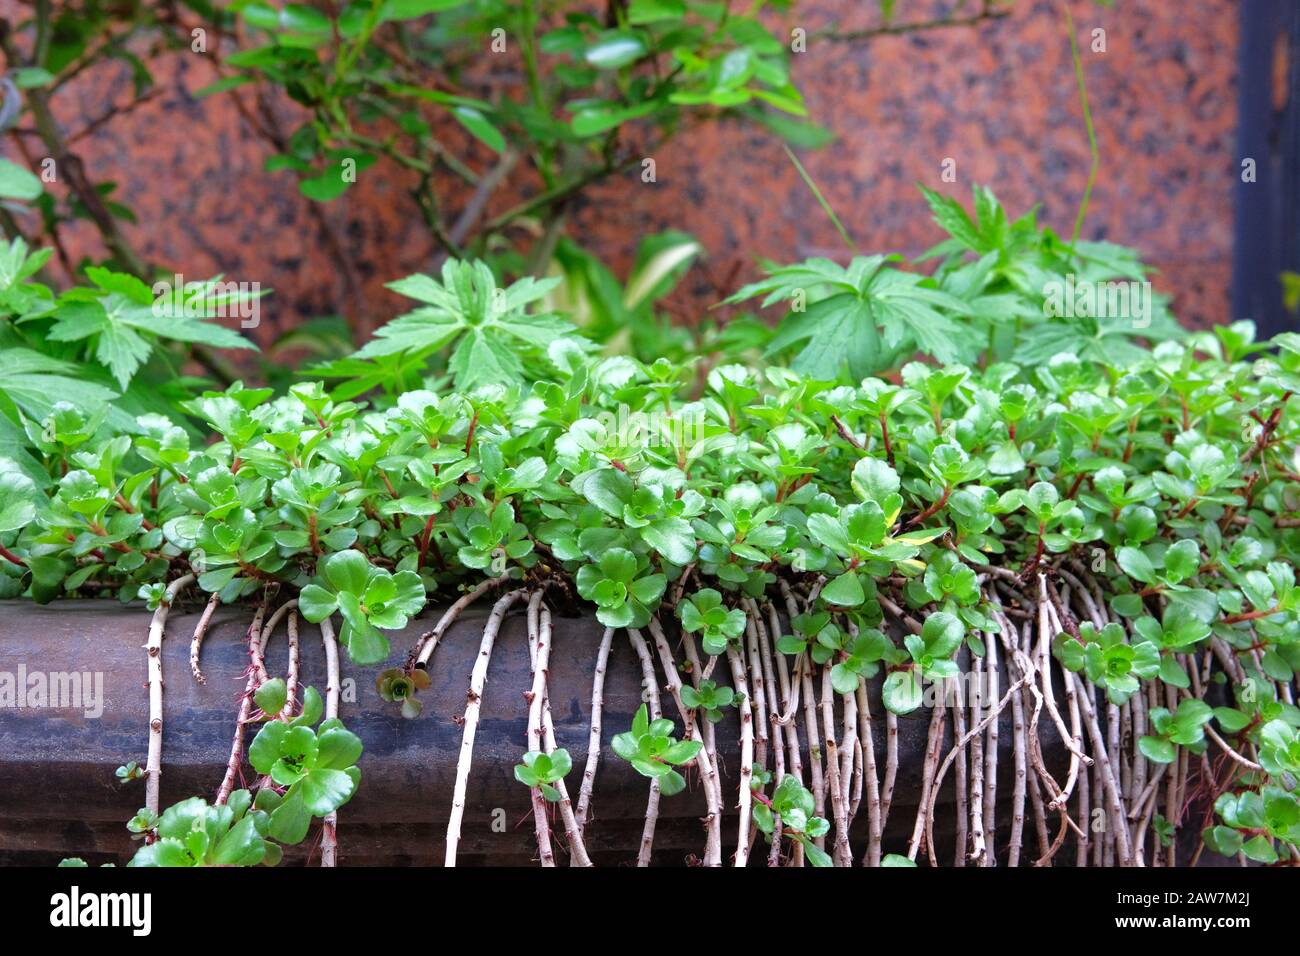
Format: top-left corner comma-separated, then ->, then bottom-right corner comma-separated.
15,0 -> 1240,340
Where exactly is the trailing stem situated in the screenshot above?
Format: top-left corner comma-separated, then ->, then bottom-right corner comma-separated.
144,573 -> 195,815
924,674 -> 1027,866
754,603 -> 787,787
627,627 -> 664,867
645,617 -> 723,866
881,709 -> 899,825
1037,575 -> 1092,772
981,630 -> 1000,866
727,641 -> 757,866
575,626 -> 615,834
907,680 -> 948,863
742,603 -> 770,776
189,591 -> 221,684
849,680 -> 881,866
838,668 -> 859,818
251,601 -> 300,794
216,592 -> 270,806
532,604 -> 593,867
765,601 -> 804,788
992,605 -> 1030,866
968,658 -> 985,865
254,599 -> 299,687
320,615 -> 341,867
445,588 -> 525,867
679,623 -> 723,811
801,658 -> 827,854
414,575 -> 509,666
951,675 -> 968,867
775,582 -> 807,728
820,662 -> 850,866
1070,671 -> 1134,866
524,593 -> 556,867
285,609 -> 300,716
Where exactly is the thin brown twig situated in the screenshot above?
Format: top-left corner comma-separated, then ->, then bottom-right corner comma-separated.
820,662 -> 850,866
533,604 -> 592,866
575,626 -> 615,833
415,575 -> 508,666
924,673 -> 1028,866
320,614 -> 341,867
908,681 -> 948,863
627,627 -> 663,867
524,593 -> 556,867
445,589 -> 525,867
216,592 -> 271,806
801,658 -> 827,855
189,591 -> 221,684
144,573 -> 195,815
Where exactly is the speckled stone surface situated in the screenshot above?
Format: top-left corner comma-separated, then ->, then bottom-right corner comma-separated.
35,0 -> 1238,343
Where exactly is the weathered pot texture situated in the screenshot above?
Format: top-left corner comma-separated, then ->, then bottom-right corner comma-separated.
0,599 -> 1067,866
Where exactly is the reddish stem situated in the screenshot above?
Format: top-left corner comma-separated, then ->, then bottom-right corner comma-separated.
1221,606 -> 1280,626
464,409 -> 480,455
113,494 -> 154,531
416,513 -> 436,569
1064,472 -> 1087,501
907,485 -> 950,528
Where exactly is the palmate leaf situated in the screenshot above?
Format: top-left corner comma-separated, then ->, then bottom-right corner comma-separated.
731,254 -> 974,379
44,269 -> 256,389
45,301 -> 145,390
919,184 -> 1036,261
921,186 -> 983,253
309,351 -> 435,401
448,329 -> 523,389
353,259 -> 570,389
870,270 -> 971,363
0,347 -> 123,426
1016,309 -> 1182,367
0,238 -> 51,295
355,304 -> 462,358
0,418 -> 49,487
1071,240 -> 1149,282
766,294 -> 876,380
726,256 -> 874,309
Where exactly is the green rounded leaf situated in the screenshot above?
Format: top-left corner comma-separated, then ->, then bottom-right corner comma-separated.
254,677 -> 287,718
322,549 -> 372,596
821,570 -> 865,607
585,32 -> 648,69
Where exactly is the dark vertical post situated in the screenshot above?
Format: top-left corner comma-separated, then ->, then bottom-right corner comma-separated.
1234,0 -> 1300,336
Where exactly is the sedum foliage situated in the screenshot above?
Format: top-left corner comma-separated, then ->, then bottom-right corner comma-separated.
7,280 -> 1300,865
97,687 -> 362,868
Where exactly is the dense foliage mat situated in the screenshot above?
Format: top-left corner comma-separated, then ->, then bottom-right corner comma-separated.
9,315 -> 1300,867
